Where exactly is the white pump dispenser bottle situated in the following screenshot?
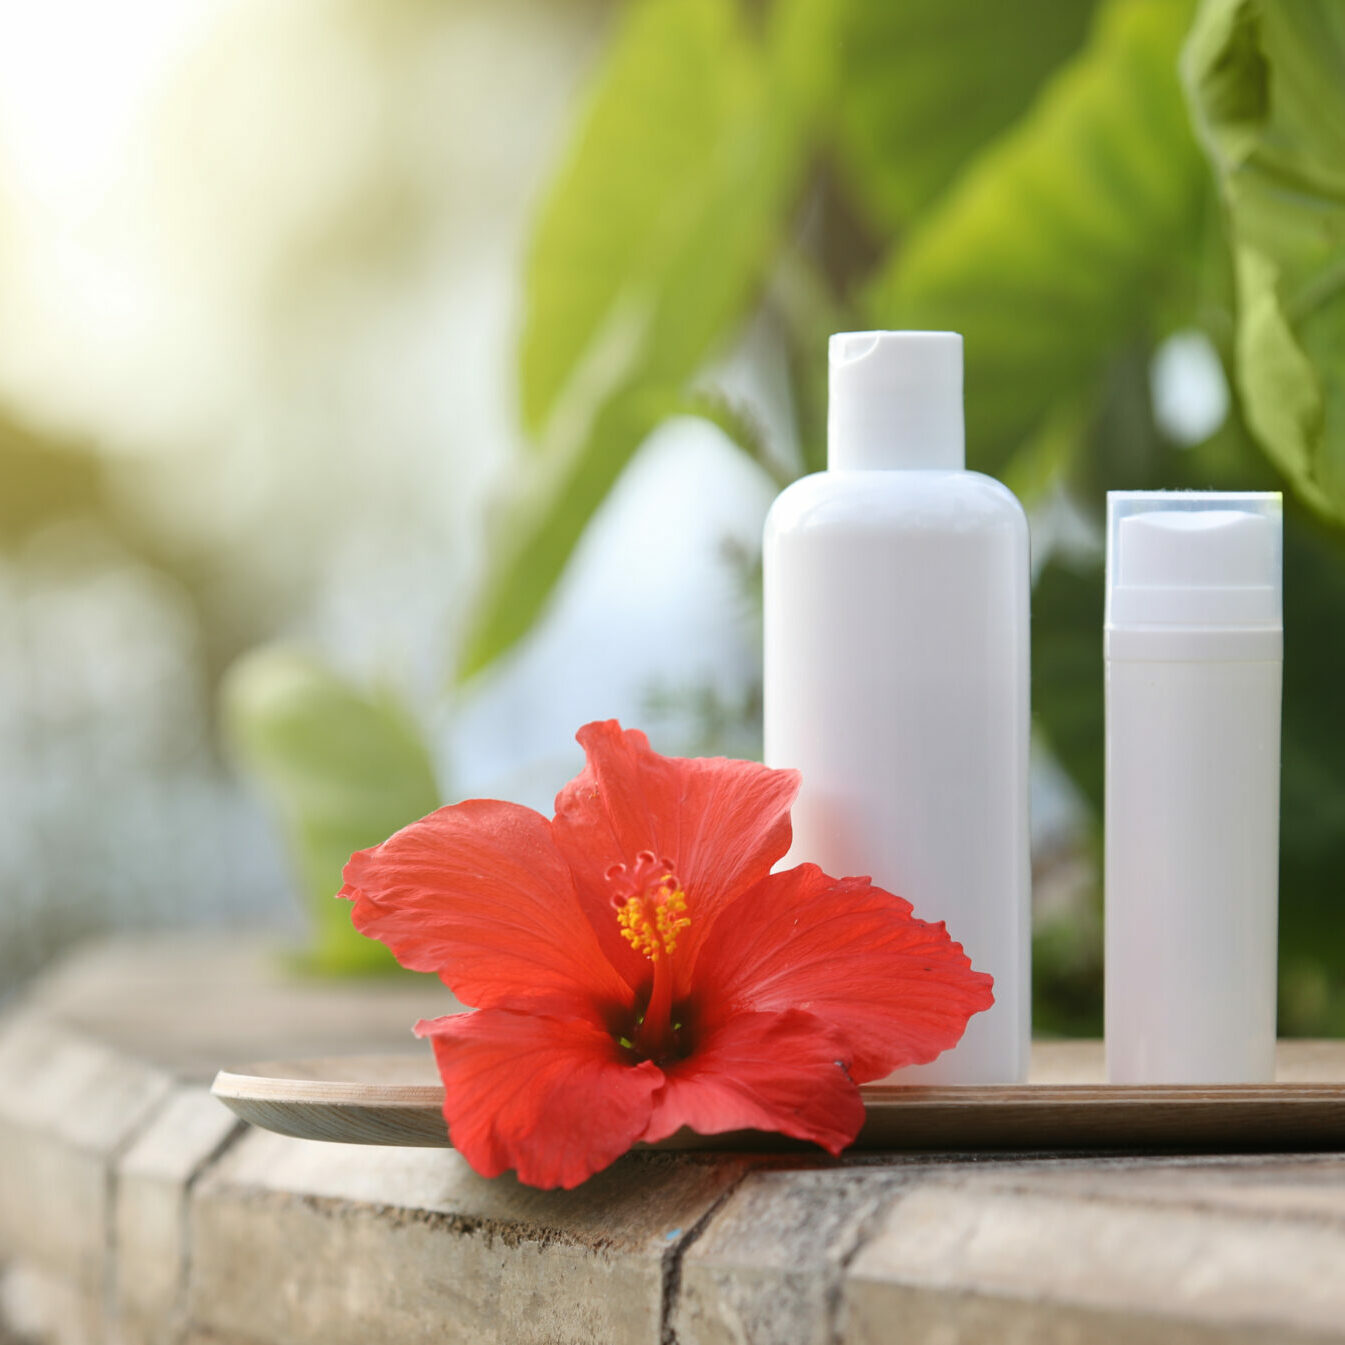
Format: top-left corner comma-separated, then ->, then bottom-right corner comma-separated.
1105,491 -> 1283,1084
763,331 -> 1031,1083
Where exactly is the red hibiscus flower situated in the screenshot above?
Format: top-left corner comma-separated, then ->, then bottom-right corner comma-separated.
340,720 -> 993,1189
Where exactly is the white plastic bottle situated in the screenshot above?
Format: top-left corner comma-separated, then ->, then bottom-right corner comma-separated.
1105,491 -> 1283,1084
763,331 -> 1031,1084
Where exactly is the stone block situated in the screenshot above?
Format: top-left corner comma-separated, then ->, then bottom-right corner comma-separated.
0,1012 -> 172,1296
187,1127 -> 754,1345
178,1333 -> 266,1345
0,1259 -> 102,1345
670,1166 -> 909,1345
843,1285 -> 1310,1345
113,1086 -> 241,1345
841,1161 -> 1345,1344
957,1151 -> 1345,1219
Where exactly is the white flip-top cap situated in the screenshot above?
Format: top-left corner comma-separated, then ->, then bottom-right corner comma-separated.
1106,491 -> 1282,659
827,331 -> 965,471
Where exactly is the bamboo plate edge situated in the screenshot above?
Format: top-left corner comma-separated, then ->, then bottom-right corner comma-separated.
211,1054 -> 1345,1153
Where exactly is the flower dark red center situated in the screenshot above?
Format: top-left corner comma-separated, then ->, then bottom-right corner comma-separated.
606,851 -> 691,1064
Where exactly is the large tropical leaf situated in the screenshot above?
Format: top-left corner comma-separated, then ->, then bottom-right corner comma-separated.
831,0 -> 1100,232
521,0 -> 761,436
867,0 -> 1205,480
1183,0 -> 1345,522
456,384 -> 674,681
222,647 -> 442,974
460,0 -> 825,680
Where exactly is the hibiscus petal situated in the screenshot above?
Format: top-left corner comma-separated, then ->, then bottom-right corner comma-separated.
340,799 -> 634,1018
417,1010 -> 662,1190
687,864 -> 995,1081
552,720 -> 800,991
640,1008 -> 864,1155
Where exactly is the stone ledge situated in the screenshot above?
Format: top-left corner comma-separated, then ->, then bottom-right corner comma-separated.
1,936 -> 1344,1345
670,1166 -> 910,1344
0,1008 -> 173,1325
842,1159 -> 1345,1345
115,1086 -> 243,1345
188,1130 -> 751,1345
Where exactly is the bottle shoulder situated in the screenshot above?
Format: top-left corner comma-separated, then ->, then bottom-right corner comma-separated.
765,470 -> 1027,542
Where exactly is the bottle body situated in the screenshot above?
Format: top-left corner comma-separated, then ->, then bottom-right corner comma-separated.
1103,490 -> 1283,1084
1105,657 -> 1281,1082
763,469 -> 1031,1084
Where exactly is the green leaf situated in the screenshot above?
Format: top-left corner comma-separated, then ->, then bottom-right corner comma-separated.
831,0 -> 1100,231
518,0 -> 817,439
1183,0 -> 1345,521
221,647 -> 441,975
456,384 -> 673,681
866,0 -> 1206,480
461,0 -> 825,681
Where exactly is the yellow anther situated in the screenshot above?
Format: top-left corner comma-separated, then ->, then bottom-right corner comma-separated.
654,888 -> 690,954
614,877 -> 690,963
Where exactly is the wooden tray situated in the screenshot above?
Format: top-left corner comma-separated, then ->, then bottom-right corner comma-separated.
212,1041 -> 1345,1152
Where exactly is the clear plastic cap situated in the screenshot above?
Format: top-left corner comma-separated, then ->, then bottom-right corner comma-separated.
827,331 -> 965,471
1106,491 -> 1282,630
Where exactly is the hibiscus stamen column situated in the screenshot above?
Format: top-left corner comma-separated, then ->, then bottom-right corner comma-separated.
609,851 -> 690,1063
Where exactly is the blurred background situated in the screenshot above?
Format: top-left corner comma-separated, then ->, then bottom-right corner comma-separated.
1,0 -> 1341,1035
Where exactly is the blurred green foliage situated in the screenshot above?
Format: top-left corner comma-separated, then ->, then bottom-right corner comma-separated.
227,0 -> 1345,1022
1185,0 -> 1345,521
466,0 -> 1342,1030
465,0 -> 1211,668
458,0 -> 822,679
831,1 -> 1101,230
222,648 -> 441,975
868,0 -> 1205,482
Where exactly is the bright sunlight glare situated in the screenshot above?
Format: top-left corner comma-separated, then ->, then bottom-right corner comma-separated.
0,0 -> 220,204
